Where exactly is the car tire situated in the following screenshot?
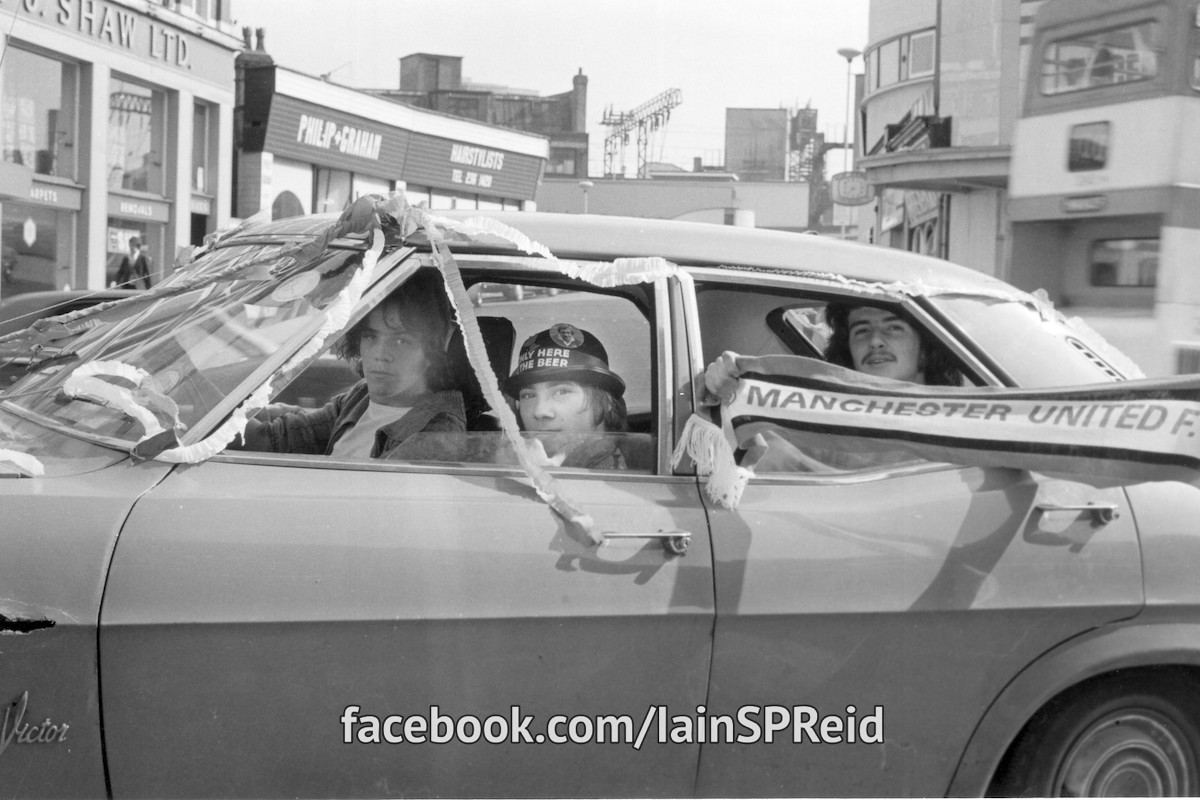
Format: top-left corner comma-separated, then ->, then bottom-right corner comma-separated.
992,671 -> 1200,797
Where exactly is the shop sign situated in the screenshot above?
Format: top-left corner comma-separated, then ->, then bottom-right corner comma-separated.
879,188 -> 905,232
404,133 -> 542,200
1062,194 -> 1108,214
0,0 -> 234,84
905,190 -> 941,227
296,114 -> 383,161
830,171 -> 873,206
263,95 -> 405,176
190,195 -> 212,215
28,180 -> 83,211
108,194 -> 170,222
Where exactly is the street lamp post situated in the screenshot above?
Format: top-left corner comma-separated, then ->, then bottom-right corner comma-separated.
836,47 -> 862,239
579,180 -> 594,214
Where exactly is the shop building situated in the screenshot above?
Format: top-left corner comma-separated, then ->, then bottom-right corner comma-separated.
0,0 -> 242,299
857,0 -> 1032,269
368,53 -> 587,181
235,43 -> 548,220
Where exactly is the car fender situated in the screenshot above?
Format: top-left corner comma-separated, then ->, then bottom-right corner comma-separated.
0,442 -> 172,799
1125,481 -> 1200,606
947,619 -> 1200,795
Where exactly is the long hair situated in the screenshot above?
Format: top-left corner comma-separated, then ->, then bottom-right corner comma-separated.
584,384 -> 629,433
336,271 -> 458,391
824,301 -> 964,386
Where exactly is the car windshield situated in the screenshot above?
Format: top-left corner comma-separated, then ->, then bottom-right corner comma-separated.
0,241 -> 365,446
928,292 -> 1137,385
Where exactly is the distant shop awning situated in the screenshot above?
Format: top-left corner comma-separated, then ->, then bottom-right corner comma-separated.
861,145 -> 1011,193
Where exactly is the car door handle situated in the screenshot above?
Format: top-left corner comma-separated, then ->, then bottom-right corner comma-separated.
1035,502 -> 1120,525
601,530 -> 691,556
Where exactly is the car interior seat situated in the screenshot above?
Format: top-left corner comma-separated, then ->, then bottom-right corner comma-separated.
449,315 -> 516,431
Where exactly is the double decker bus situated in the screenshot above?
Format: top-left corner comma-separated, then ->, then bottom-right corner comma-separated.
1009,0 -> 1200,375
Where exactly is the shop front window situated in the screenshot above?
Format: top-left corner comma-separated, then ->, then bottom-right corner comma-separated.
352,174 -> 390,200
1,47 -> 78,180
108,78 -> 167,194
1090,238 -> 1158,287
105,219 -> 164,289
313,167 -> 351,213
405,185 -> 432,208
1,201 -> 75,298
193,102 -> 211,193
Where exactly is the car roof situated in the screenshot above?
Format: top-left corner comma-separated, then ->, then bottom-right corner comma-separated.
235,210 -> 1019,297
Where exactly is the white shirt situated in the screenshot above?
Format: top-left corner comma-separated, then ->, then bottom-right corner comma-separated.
329,401 -> 411,459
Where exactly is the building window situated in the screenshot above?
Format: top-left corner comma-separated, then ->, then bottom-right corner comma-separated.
313,167 -> 351,213
546,148 -> 577,175
174,0 -> 212,19
443,95 -> 484,120
106,219 -> 164,287
879,39 -> 901,87
1090,239 -> 1158,287
429,191 -> 457,210
108,77 -> 167,194
1192,21 -> 1200,90
1,47 -> 78,180
908,30 -> 936,78
192,102 -> 211,193
352,174 -> 391,200
1041,20 -> 1163,95
2,202 -> 76,296
866,29 -> 935,93
1067,121 -> 1109,172
405,185 -> 432,208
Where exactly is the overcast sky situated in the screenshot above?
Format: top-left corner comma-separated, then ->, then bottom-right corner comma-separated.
231,0 -> 871,175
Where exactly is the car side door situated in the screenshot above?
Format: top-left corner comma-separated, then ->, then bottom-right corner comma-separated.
97,275 -> 715,799
683,273 -> 1144,797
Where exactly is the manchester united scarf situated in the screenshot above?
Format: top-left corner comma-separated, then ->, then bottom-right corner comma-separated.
672,353 -> 1200,509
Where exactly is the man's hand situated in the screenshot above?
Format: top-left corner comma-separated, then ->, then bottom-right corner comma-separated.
702,350 -> 742,405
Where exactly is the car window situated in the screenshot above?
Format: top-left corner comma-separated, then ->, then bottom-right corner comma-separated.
237,261 -> 659,474
4,242 -> 347,443
694,280 -> 970,475
439,269 -> 657,473
927,293 -> 1134,385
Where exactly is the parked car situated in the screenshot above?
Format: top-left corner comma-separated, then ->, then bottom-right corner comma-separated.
468,280 -> 561,305
2,208 -> 1197,798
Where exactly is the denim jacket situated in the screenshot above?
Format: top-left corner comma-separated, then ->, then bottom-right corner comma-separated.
258,381 -> 466,459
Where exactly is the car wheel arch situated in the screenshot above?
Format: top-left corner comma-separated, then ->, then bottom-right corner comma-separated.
947,621 -> 1200,796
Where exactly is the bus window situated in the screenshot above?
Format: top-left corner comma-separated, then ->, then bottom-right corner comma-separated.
1090,239 -> 1159,288
1041,20 -> 1164,94
1193,25 -> 1200,89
